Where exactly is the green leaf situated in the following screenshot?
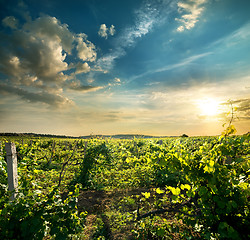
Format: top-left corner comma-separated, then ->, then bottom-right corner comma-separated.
209,160 -> 214,167
171,187 -> 180,196
142,192 -> 150,198
156,227 -> 165,237
198,186 -> 208,196
156,188 -> 165,194
180,184 -> 191,191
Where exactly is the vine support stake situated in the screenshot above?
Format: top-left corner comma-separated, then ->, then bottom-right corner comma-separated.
84,141 -> 88,157
5,142 -> 18,201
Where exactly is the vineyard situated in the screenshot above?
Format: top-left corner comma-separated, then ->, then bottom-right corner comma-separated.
0,134 -> 249,239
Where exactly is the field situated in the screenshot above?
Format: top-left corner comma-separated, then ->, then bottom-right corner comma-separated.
0,134 -> 249,239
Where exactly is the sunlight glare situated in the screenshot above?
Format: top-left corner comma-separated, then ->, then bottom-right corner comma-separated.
197,98 -> 220,116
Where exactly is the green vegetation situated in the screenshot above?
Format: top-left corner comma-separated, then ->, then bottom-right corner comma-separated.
0,133 -> 249,239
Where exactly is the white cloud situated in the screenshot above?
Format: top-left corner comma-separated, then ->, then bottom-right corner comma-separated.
98,24 -> 116,39
118,6 -> 157,48
0,25 -> 68,85
76,34 -> 97,62
177,25 -> 184,32
98,24 -> 108,38
176,0 -> 208,32
127,52 -> 212,83
106,77 -> 121,87
75,62 -> 91,74
155,52 -> 212,72
96,1 -> 177,72
0,15 -> 100,107
210,22 -> 250,48
109,25 -> 115,36
23,16 -> 74,53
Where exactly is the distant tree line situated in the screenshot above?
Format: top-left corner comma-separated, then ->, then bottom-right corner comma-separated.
0,132 -> 76,139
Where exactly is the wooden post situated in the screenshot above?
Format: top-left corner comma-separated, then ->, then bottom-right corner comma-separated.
5,142 -> 18,200
84,141 -> 87,157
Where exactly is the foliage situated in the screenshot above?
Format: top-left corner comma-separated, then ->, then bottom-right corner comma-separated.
0,186 -> 86,239
0,139 -> 86,239
0,134 -> 249,239
0,153 -> 8,209
134,135 -> 250,239
77,141 -> 111,189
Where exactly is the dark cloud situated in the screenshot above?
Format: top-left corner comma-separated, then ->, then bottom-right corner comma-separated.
223,98 -> 250,119
2,16 -> 19,29
65,81 -> 103,92
236,99 -> 250,119
0,83 -> 73,107
231,98 -> 250,112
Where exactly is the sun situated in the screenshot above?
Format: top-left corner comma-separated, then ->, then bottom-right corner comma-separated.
197,98 -> 220,116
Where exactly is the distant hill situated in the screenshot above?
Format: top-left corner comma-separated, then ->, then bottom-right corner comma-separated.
0,132 -> 175,139
79,134 -> 174,139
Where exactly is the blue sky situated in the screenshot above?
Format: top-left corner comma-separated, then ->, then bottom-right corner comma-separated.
0,0 -> 249,136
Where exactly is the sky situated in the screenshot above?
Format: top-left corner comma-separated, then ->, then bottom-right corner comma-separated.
0,0 -> 250,137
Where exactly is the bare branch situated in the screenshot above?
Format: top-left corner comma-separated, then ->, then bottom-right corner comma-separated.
137,199 -> 201,220
57,141 -> 79,188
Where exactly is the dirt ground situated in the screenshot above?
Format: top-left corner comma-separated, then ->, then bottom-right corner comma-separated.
77,188 -> 153,239
76,188 -> 200,240
77,188 -> 151,213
